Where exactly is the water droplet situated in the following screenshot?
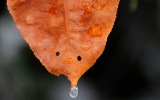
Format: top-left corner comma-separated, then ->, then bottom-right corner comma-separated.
70,86 -> 78,98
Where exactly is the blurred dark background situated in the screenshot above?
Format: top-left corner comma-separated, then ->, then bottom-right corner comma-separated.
0,0 -> 160,100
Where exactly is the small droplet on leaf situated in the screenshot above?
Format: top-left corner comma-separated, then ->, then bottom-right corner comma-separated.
70,86 -> 78,98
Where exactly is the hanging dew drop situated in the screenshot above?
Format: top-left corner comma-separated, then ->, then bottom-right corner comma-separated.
70,86 -> 78,98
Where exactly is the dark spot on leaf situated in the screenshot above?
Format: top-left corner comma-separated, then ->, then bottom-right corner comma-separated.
77,56 -> 82,61
56,51 -> 60,56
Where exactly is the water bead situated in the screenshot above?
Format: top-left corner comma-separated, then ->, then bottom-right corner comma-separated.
70,86 -> 78,98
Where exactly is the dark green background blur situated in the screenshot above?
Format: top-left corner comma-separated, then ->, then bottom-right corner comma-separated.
0,0 -> 160,100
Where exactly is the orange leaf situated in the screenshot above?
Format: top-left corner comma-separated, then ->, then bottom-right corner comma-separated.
7,0 -> 120,88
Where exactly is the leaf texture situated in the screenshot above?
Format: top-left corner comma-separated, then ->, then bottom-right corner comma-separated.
7,0 -> 120,88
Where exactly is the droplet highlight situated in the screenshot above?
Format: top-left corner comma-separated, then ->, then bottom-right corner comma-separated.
70,86 -> 78,98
